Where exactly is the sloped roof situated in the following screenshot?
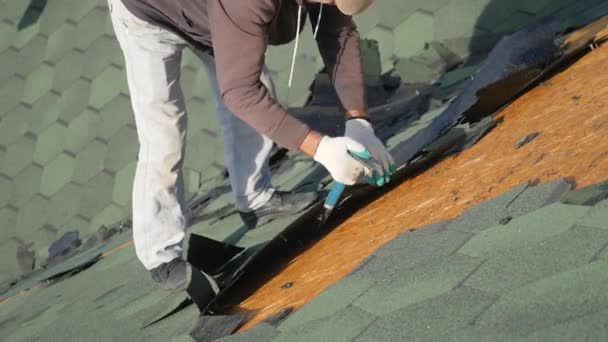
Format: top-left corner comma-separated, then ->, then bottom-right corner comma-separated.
2,0 -> 608,287
1,0 -> 608,341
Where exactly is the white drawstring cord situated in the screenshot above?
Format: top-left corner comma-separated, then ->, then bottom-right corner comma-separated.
287,4 -> 323,104
287,5 -> 303,90
313,3 -> 323,39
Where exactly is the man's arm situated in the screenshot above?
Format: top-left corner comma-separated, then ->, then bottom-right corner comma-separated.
209,0 -> 313,152
310,5 -> 395,184
308,4 -> 367,119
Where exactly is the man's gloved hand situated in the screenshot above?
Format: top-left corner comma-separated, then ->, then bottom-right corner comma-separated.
313,136 -> 370,186
345,118 -> 395,186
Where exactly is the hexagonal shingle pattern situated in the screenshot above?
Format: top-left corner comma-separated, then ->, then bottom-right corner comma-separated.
56,78 -> 92,123
23,92 -> 61,135
82,35 -> 124,79
14,35 -> 47,76
11,164 -> 43,207
103,126 -> 138,174
33,122 -> 67,165
65,109 -> 101,154
45,21 -> 78,64
0,74 -> 25,116
39,152 -> 76,197
89,203 -> 126,233
74,7 -> 114,51
0,175 -> 12,208
2,134 -> 36,178
79,171 -> 115,220
0,104 -> 30,146
52,50 -> 86,93
22,63 -> 54,105
112,160 -> 136,207
16,194 -> 50,236
96,93 -> 135,140
89,65 -> 128,109
0,207 -> 18,240
48,182 -> 83,229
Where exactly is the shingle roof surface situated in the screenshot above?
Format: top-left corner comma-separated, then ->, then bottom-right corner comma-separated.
1,0 -> 608,340
219,180 -> 608,341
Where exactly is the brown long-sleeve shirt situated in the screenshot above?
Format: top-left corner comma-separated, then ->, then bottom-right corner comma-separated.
121,0 -> 366,151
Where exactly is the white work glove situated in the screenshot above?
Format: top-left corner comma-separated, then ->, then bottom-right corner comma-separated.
345,118 -> 396,186
313,136 -> 370,186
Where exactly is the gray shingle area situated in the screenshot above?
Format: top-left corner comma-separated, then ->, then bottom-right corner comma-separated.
446,178 -> 572,234
228,178 -> 608,341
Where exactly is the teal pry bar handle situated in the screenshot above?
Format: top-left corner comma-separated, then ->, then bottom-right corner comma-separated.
323,149 -> 372,211
324,182 -> 346,210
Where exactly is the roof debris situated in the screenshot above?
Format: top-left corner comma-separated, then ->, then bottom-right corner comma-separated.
514,132 -> 540,149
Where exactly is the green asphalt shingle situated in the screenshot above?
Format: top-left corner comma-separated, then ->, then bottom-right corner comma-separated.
0,74 -> 24,116
2,134 -> 36,179
561,180 -> 608,206
577,199 -> 608,229
279,275 -> 376,331
476,259 -> 608,335
11,164 -> 42,207
52,50 -> 86,93
48,182 -> 83,229
458,203 -> 590,258
56,79 -> 92,123
22,63 -> 54,105
518,307 -> 608,342
32,121 -> 67,165
65,109 -> 101,154
276,306 -> 377,342
96,94 -> 135,140
103,125 -> 137,173
354,287 -> 496,342
463,225 -> 608,295
216,323 -> 279,342
22,93 -> 61,135
0,105 -> 29,147
72,139 -> 108,184
39,152 -> 75,197
505,179 -> 572,218
347,228 -> 473,280
446,182 -> 529,233
352,254 -> 482,315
